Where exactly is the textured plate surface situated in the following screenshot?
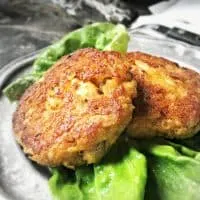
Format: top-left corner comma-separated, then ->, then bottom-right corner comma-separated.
0,34 -> 200,200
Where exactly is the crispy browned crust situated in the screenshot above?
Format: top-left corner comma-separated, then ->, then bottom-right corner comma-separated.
126,52 -> 200,139
13,48 -> 136,168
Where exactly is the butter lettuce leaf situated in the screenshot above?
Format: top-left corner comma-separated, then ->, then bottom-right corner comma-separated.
49,168 -> 83,200
49,137 -> 200,200
3,22 -> 129,101
2,75 -> 38,101
138,139 -> 200,200
173,133 -> 200,151
49,139 -> 147,200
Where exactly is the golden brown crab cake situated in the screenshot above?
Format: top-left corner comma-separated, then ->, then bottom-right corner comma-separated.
13,48 -> 137,168
126,52 -> 200,139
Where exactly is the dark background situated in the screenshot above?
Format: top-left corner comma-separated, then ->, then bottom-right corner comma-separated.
0,0 -> 163,68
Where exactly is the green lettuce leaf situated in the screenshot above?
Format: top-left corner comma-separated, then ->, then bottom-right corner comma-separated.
3,22 -> 129,101
137,139 -> 200,200
49,137 -> 200,200
49,139 -> 147,200
173,133 -> 200,151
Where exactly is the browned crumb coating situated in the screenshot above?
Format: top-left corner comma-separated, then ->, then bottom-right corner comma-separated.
13,48 -> 136,168
13,49 -> 200,168
126,52 -> 200,139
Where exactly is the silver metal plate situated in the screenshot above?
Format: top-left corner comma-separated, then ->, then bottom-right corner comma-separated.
0,34 -> 200,200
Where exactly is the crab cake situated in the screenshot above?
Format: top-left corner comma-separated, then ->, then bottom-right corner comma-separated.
13,48 -> 137,168
126,52 -> 200,139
